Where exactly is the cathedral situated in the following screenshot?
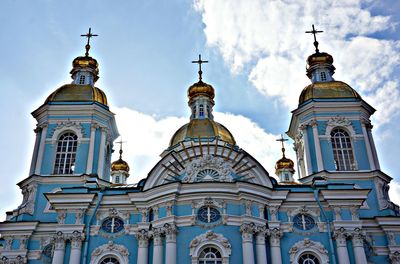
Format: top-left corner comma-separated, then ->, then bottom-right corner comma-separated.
0,26 -> 400,264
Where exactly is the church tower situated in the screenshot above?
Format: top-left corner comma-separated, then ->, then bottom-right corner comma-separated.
288,25 -> 379,179
8,29 -> 119,221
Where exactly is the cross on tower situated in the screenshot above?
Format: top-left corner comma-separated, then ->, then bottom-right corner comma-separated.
115,138 -> 126,159
191,54 -> 208,81
305,24 -> 323,53
276,134 -> 288,157
80,27 -> 98,56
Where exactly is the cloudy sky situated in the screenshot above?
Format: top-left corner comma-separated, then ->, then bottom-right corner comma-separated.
0,0 -> 400,219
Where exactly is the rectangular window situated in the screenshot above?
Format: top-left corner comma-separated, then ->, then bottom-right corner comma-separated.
320,72 -> 327,81
79,75 -> 86,84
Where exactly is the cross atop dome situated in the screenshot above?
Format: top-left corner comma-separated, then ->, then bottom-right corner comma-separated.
81,27 -> 98,57
305,24 -> 323,53
192,54 -> 208,81
276,134 -> 288,158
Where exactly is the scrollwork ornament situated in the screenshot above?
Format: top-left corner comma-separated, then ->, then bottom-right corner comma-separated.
269,228 -> 282,247
135,229 -> 149,247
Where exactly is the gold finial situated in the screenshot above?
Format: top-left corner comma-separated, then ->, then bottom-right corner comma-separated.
276,134 -> 288,158
191,54 -> 208,81
305,24 -> 323,53
80,27 -> 98,57
115,138 -> 126,160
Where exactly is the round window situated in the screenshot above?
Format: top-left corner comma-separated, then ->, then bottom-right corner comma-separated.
197,206 -> 221,223
100,256 -> 120,264
101,217 -> 125,233
293,214 -> 316,231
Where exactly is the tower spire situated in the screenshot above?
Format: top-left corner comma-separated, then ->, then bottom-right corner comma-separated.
305,24 -> 323,53
191,54 -> 208,81
80,27 -> 98,57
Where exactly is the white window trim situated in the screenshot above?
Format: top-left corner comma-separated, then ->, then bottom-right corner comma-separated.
289,238 -> 329,264
190,230 -> 231,264
90,241 -> 129,264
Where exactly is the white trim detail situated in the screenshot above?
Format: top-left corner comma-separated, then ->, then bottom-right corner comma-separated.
90,241 -> 129,264
324,116 -> 357,139
49,121 -> 86,141
189,230 -> 231,264
289,238 -> 329,264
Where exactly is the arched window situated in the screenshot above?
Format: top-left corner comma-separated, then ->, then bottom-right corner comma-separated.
199,247 -> 222,264
115,175 -> 120,183
99,256 -> 120,264
331,128 -> 355,171
298,252 -> 320,264
53,132 -> 78,174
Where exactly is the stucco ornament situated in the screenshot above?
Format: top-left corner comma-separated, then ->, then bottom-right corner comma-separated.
183,154 -> 233,182
90,241 -> 129,264
190,230 -> 231,264
16,183 -> 37,216
289,238 -> 329,264
49,121 -> 87,138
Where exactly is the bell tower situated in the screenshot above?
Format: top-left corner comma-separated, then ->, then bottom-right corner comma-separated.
288,25 -> 380,179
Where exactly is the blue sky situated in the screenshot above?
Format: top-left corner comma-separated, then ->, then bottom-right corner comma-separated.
0,0 -> 399,218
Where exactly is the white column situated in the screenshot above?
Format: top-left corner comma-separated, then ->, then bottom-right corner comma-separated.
34,124 -> 48,175
29,127 -> 41,175
240,223 -> 255,264
310,120 -> 324,171
152,228 -> 163,264
333,229 -> 350,264
361,120 -> 375,170
165,224 -> 177,264
269,228 -> 282,264
97,127 -> 107,179
255,227 -> 267,264
300,124 -> 312,175
86,124 -> 97,174
69,231 -> 84,264
136,230 -> 149,264
52,232 -> 65,264
352,229 -> 367,264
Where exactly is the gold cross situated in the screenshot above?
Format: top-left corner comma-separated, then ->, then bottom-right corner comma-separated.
276,134 -> 288,157
80,27 -> 98,56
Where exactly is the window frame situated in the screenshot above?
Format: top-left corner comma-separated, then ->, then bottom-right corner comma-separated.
330,128 -> 355,171
53,132 -> 78,175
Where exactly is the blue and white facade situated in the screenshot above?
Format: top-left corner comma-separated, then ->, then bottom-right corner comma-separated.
1,39 -> 400,264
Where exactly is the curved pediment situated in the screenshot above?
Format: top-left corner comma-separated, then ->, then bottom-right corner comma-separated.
143,140 -> 273,190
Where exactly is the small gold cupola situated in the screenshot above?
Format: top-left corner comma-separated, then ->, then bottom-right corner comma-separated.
111,139 -> 130,185
275,135 -> 296,184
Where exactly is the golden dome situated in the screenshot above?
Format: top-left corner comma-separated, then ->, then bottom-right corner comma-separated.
275,156 -> 295,175
45,84 -> 108,106
299,81 -> 361,105
307,52 -> 333,67
111,158 -> 130,172
169,119 -> 236,147
188,81 -> 215,103
71,56 -> 99,81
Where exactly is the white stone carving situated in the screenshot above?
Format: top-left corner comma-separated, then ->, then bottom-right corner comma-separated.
183,154 -> 234,182
324,116 -> 357,139
49,121 -> 87,140
190,230 -> 231,264
289,238 -> 329,264
375,177 -> 395,210
90,241 -> 129,264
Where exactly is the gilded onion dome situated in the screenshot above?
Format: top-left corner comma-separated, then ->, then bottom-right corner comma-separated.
275,156 -> 295,174
111,149 -> 130,172
45,28 -> 108,107
299,48 -> 361,105
169,55 -> 236,147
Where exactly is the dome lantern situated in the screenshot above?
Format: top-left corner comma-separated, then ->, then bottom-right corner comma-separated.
275,135 -> 295,184
110,139 -> 130,185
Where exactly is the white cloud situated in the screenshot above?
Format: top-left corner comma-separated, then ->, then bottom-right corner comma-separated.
113,107 -> 293,184
389,180 -> 400,206
194,0 -> 400,126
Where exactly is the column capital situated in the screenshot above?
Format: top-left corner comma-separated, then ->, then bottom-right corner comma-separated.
135,229 -> 150,248
54,231 -> 66,250
69,230 -> 85,249
350,228 -> 366,246
152,227 -> 164,246
309,119 -> 318,127
333,227 -> 349,247
163,223 -> 178,242
268,228 -> 282,247
389,251 -> 400,264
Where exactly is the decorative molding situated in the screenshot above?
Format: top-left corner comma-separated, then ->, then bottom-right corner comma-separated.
269,228 -> 283,247
183,154 -> 234,183
15,183 -> 37,216
49,121 -> 87,142
90,241 -> 129,264
189,230 -> 231,264
135,229 -> 150,248
69,231 -> 85,249
333,227 -> 349,247
289,238 -> 329,264
56,210 -> 66,224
